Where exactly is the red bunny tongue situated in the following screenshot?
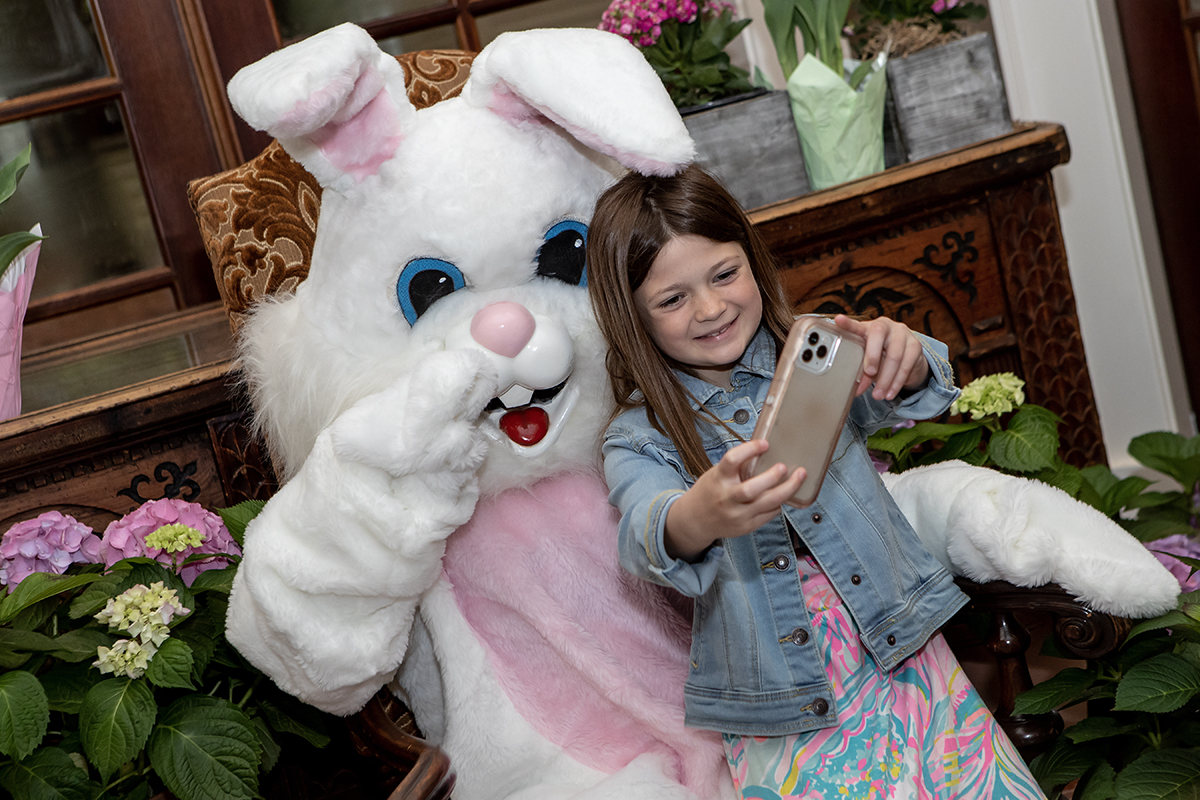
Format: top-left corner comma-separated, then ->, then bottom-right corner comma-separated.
499,407 -> 550,446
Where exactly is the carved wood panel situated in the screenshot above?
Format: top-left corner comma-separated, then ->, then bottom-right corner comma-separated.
0,428 -> 227,533
987,176 -> 1106,467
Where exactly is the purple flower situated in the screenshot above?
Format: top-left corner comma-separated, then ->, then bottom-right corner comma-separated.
1146,533 -> 1200,592
1,512 -> 102,591
599,0 -> 713,47
100,498 -> 240,585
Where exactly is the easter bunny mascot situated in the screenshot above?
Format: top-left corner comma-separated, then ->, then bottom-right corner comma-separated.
223,23 -> 734,800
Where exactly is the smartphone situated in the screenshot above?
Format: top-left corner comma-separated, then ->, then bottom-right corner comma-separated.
742,317 -> 865,508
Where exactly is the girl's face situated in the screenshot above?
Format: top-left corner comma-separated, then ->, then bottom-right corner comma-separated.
633,234 -> 762,389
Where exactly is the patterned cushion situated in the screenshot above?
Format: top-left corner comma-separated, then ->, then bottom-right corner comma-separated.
188,50 -> 476,334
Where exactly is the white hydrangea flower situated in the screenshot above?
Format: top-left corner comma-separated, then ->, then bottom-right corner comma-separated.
950,372 -> 1026,421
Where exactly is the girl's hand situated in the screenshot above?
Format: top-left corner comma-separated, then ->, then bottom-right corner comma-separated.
664,439 -> 805,561
834,314 -> 929,400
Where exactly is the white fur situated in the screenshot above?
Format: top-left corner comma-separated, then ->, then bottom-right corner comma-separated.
882,460 -> 1180,618
224,24 -> 721,800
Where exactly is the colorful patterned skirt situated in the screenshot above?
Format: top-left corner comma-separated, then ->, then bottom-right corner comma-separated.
723,557 -> 1045,800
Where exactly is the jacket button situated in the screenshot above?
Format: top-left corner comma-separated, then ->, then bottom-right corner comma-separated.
887,635 -> 897,646
733,408 -> 750,424
773,554 -> 791,571
811,513 -> 822,524
792,627 -> 809,645
850,574 -> 862,585
812,698 -> 829,715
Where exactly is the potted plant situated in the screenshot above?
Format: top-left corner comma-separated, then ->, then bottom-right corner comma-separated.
1,144 -> 44,422
849,0 -> 1011,163
871,371 -> 1200,797
0,498 -> 350,800
600,0 -> 810,210
1012,432 -> 1200,798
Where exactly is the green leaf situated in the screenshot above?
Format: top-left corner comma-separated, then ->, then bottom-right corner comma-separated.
1013,667 -> 1097,715
145,638 -> 195,690
0,628 -> 57,669
988,405 -> 1059,473
0,231 -> 44,284
69,574 -> 126,620
1114,653 -> 1200,713
915,427 -> 983,467
0,746 -> 103,800
79,678 -> 156,781
1129,432 -> 1200,492
1127,610 -> 1195,642
38,662 -> 104,715
1030,458 -> 1084,497
0,573 -> 102,624
0,144 -> 33,205
1128,518 -> 1199,543
0,671 -> 49,761
258,697 -> 331,749
47,629 -> 114,663
188,564 -> 237,595
215,501 -> 265,550
250,716 -> 280,773
148,695 -> 261,800
1029,737 -> 1102,795
172,593 -> 224,681
1076,760 -> 1117,800
1064,715 -> 1141,744
1114,748 -> 1200,799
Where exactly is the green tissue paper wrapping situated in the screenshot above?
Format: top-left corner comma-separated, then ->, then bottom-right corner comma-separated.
786,52 -> 888,191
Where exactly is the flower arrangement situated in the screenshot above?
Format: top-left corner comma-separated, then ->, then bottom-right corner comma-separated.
0,497 -> 342,800
599,0 -> 754,109
849,0 -> 987,59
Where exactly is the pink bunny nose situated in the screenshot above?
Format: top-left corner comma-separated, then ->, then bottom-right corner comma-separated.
470,301 -> 535,358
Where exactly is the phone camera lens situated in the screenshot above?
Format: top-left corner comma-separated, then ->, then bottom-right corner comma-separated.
801,349 -> 814,362
807,332 -> 819,346
816,345 -> 828,359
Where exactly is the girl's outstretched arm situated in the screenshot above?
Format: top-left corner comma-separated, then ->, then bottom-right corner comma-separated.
665,439 -> 805,561
833,314 -> 930,400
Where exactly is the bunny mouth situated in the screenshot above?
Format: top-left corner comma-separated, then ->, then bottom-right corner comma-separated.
481,379 -> 578,455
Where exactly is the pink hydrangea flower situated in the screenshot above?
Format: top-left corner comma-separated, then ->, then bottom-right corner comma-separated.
100,498 -> 240,585
932,0 -> 960,12
600,0 -> 731,47
0,511 -> 102,591
1146,533 -> 1200,593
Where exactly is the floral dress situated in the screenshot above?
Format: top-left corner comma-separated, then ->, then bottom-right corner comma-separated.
723,557 -> 1045,800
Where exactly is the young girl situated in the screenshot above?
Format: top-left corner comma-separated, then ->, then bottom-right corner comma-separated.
587,164 -> 1044,800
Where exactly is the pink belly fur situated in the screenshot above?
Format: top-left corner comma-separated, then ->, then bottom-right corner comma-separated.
442,471 -> 725,794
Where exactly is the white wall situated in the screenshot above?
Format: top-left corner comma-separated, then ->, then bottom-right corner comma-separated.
988,0 -> 1195,472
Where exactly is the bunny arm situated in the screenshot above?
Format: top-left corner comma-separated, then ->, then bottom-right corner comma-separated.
226,349 -> 497,715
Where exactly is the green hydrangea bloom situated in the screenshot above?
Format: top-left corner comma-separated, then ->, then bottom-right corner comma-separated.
144,523 -> 205,553
93,638 -> 158,679
951,372 -> 1026,421
94,581 -> 189,649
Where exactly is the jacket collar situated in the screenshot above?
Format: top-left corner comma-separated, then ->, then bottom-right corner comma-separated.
674,327 -> 777,410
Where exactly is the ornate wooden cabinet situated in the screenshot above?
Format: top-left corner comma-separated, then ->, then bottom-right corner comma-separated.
753,121 -> 1104,468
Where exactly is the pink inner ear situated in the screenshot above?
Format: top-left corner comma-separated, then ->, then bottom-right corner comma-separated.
310,89 -> 404,182
486,80 -> 678,177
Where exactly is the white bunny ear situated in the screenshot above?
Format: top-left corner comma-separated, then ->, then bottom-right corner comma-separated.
462,28 -> 695,176
227,23 -> 415,192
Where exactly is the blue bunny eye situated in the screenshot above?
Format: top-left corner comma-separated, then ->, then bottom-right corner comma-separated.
396,258 -> 466,325
537,220 -> 588,287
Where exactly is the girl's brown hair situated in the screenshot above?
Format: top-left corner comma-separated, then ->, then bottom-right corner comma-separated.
588,164 -> 793,478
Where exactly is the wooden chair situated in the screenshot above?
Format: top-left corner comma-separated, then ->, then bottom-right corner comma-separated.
188,47 -> 1125,797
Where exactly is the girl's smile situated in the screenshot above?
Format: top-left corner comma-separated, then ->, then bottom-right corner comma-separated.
634,234 -> 763,389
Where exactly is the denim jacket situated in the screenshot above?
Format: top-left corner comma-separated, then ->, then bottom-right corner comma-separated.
603,327 -> 967,736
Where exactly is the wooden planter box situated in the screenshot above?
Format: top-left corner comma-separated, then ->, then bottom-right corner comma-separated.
886,32 -> 1013,162
682,89 -> 809,210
